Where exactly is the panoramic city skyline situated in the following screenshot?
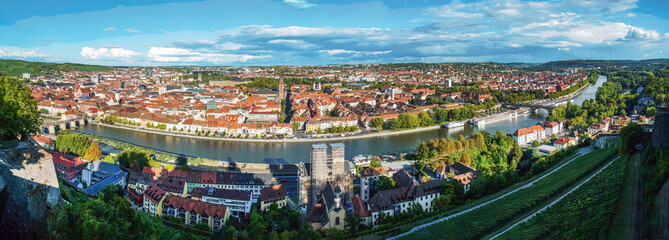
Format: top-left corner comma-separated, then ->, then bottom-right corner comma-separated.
1,0 -> 668,66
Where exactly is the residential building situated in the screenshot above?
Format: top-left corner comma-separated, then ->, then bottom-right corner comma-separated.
194,187 -> 253,220
360,167 -> 392,201
435,162 -> 478,192
80,161 -> 127,195
512,125 -> 546,145
543,121 -> 563,137
367,179 -> 444,225
554,136 -> 576,150
50,152 -> 86,181
144,183 -> 232,232
351,196 -> 372,225
259,184 -> 288,211
143,184 -> 168,216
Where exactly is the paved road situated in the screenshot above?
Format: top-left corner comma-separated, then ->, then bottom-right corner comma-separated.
488,156 -> 620,239
389,148 -> 592,240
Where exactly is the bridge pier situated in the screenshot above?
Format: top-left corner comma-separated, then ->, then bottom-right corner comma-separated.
48,125 -> 56,134
69,120 -> 77,128
59,122 -> 67,131
78,118 -> 85,126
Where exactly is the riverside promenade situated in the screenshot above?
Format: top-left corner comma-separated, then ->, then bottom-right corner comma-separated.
90,121 -> 444,143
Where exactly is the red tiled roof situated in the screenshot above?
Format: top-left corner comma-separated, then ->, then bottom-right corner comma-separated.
260,184 -> 287,201
513,125 -> 545,136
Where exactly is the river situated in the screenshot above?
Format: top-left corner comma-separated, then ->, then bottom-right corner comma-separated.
75,75 -> 606,165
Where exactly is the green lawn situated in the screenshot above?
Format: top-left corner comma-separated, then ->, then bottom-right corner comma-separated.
398,147 -> 618,240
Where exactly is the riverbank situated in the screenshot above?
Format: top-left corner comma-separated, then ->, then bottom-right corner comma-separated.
90,121 -> 445,143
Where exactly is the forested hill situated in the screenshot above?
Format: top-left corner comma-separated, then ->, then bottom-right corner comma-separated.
529,59 -> 669,71
0,59 -> 113,76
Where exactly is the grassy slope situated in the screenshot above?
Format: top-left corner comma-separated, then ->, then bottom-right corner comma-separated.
398,147 -> 617,240
496,155 -> 628,239
0,59 -> 113,76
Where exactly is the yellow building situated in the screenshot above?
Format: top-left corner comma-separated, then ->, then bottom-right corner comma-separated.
260,184 -> 288,211
143,184 -> 168,216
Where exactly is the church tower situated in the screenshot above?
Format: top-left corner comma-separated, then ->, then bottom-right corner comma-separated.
278,79 -> 285,100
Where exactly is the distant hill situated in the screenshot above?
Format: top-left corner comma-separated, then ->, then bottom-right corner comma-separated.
0,59 -> 113,77
529,59 -> 669,70
502,62 -> 542,68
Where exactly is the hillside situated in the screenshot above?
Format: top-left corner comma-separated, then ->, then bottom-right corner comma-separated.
0,59 -> 113,76
529,59 -> 669,71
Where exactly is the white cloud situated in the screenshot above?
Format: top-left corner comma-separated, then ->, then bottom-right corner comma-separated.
104,27 -> 116,31
427,1 -> 484,18
625,26 -> 659,41
216,42 -> 245,50
147,47 -> 268,64
125,28 -> 142,33
267,39 -> 317,49
268,39 -> 305,44
498,9 -> 521,16
80,47 -> 141,61
320,49 -> 355,55
0,46 -> 50,59
522,22 -> 657,44
283,0 -> 315,9
544,41 -> 582,48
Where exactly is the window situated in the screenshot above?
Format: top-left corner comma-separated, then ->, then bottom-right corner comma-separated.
335,217 -> 340,225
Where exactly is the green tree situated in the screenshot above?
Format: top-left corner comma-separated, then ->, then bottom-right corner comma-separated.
532,140 -> 541,147
430,149 -> 438,159
369,158 -> 382,168
619,122 -> 643,155
376,176 -> 396,192
102,155 -> 115,164
417,141 -> 430,160
84,141 -> 102,161
98,184 -> 123,204
460,152 -> 472,166
371,118 -> 384,131
0,77 -> 41,140
55,132 -> 93,157
432,195 -> 452,212
507,143 -> 523,171
344,213 -> 364,233
418,111 -> 434,126
117,147 -> 152,171
249,210 -> 268,239
49,196 -> 164,240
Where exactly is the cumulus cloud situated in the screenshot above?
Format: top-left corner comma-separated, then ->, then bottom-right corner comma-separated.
80,47 -> 141,60
624,26 -> 660,41
0,46 -> 54,61
0,47 -> 50,59
147,47 -> 268,64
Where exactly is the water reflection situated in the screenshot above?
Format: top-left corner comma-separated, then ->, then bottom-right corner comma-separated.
77,113 -> 546,164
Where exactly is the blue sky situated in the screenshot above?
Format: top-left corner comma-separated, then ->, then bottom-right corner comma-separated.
0,0 -> 667,66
